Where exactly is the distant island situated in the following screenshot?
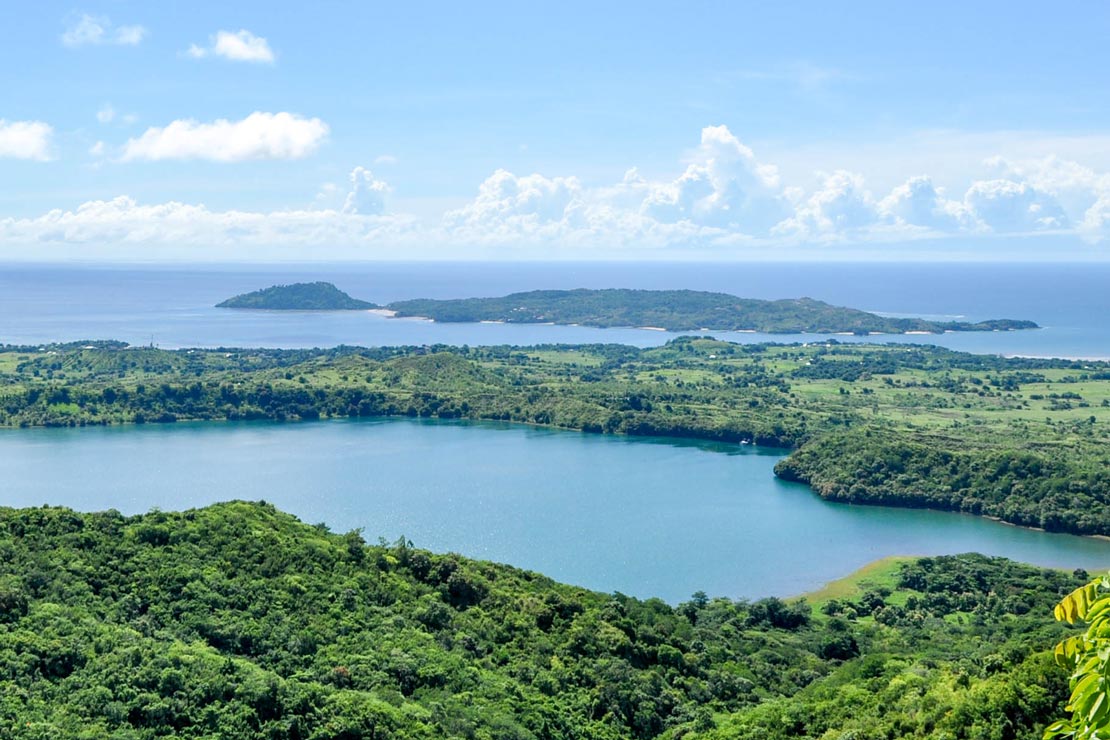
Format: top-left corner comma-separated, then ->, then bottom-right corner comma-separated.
218,284 -> 1037,334
386,289 -> 1037,334
216,282 -> 378,310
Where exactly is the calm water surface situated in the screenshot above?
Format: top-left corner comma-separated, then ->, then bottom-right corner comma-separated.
2,262 -> 1109,358
5,417 -> 1109,603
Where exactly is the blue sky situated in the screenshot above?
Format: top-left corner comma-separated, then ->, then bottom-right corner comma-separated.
2,1 -> 1110,260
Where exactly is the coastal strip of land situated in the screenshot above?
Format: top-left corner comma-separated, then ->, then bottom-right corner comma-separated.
2,337 -> 1108,536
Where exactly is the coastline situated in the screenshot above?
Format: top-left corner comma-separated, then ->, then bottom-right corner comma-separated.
7,408 -> 1110,547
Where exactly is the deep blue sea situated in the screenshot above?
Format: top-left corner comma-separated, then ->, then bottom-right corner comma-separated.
1,261 -> 1108,358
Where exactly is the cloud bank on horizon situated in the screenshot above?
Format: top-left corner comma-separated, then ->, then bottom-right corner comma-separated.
3,123 -> 1109,256
4,4 -> 1110,259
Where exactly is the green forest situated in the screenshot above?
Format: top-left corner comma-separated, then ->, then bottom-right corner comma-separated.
214,284 -> 1036,334
2,338 -> 1109,534
217,283 -> 378,311
385,289 -> 1036,333
0,501 -> 1090,739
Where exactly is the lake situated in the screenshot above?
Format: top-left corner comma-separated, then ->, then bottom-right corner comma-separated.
3,261 -> 1110,358
5,417 -> 1109,603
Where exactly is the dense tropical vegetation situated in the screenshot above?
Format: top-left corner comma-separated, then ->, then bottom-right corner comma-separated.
1043,575 -> 1110,740
2,338 -> 1109,534
216,285 -> 1036,333
217,283 -> 378,310
0,501 -> 1090,738
386,289 -> 1037,333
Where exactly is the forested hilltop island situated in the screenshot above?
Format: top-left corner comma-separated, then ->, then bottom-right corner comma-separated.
217,282 -> 378,310
4,338 -> 1110,535
387,289 -> 1038,334
0,500 -> 1089,738
217,284 -> 1037,334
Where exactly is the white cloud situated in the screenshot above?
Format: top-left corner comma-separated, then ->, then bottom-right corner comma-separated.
773,170 -> 877,238
62,14 -> 146,47
984,156 -> 1110,230
442,168 -> 729,249
1082,194 -> 1110,242
877,175 -> 974,231
639,124 -> 788,231
438,125 -> 1110,249
0,120 -> 54,161
188,30 -> 274,63
96,104 -> 115,124
343,167 -> 390,214
121,112 -> 329,162
442,125 -> 795,248
0,196 -> 415,251
963,179 -> 1068,232
9,123 -> 1110,256
374,154 -> 399,166
443,169 -> 576,243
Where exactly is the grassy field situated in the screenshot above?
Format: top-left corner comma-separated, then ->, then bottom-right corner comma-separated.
793,556 -> 911,608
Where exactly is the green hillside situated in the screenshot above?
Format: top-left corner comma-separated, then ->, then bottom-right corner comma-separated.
386,289 -> 1037,333
217,283 -> 378,310
0,501 -> 1085,739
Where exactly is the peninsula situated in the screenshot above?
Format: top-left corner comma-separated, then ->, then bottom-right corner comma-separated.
386,289 -> 1038,334
217,285 -> 1038,333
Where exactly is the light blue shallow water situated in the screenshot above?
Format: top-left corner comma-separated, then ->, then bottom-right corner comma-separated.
4,418 -> 1108,603
1,261 -> 1109,358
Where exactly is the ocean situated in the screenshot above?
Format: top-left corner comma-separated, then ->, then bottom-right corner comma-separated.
0,261 -> 1107,358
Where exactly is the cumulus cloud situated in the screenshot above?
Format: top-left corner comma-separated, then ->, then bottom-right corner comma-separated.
0,120 -> 54,161
435,125 -> 1110,249
878,175 -> 973,231
342,167 -> 390,214
447,170 -> 581,228
442,167 -> 741,250
96,104 -> 115,124
774,170 -> 878,237
1082,194 -> 1110,241
443,170 -> 596,245
62,14 -> 146,47
639,124 -> 788,231
188,30 -> 275,63
9,123 -> 1110,255
983,156 -> 1110,235
121,112 -> 329,162
963,179 -> 1068,232
0,196 -> 415,250
442,125 -> 794,248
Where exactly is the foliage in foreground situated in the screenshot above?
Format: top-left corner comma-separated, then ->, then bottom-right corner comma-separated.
1043,575 -> 1110,740
0,501 -> 1088,739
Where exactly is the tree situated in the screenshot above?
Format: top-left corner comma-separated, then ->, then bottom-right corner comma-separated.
1046,574 -> 1110,739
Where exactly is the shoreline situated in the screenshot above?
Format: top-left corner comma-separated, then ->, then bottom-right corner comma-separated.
7,409 -> 1110,547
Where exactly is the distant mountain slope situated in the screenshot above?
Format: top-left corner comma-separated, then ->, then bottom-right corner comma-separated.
386,289 -> 1037,334
217,282 -> 378,310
